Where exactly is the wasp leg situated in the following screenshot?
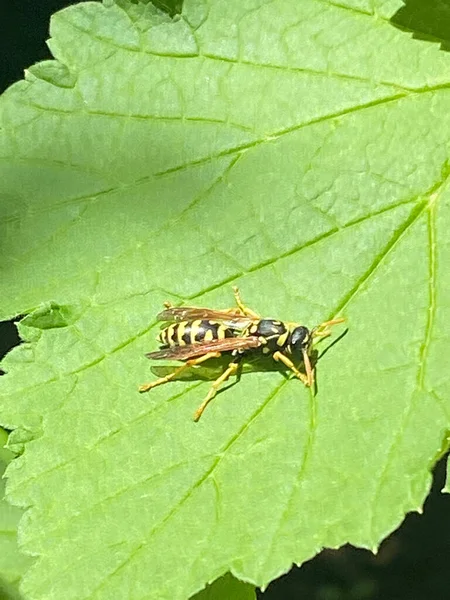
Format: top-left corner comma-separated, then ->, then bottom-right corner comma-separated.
193,360 -> 240,421
232,286 -> 260,319
302,348 -> 314,387
139,352 -> 222,393
272,351 -> 311,386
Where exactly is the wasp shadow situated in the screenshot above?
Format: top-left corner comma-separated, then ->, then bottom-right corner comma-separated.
390,0 -> 450,51
150,329 -> 349,390
151,353 -> 289,383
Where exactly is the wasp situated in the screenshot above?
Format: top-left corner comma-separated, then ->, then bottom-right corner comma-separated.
139,287 -> 344,421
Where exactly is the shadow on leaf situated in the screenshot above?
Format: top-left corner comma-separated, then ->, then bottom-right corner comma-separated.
390,0 -> 450,51
149,332 -> 348,389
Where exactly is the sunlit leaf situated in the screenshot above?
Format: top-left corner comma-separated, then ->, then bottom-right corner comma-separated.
1,0 -> 450,598
0,428 -> 31,599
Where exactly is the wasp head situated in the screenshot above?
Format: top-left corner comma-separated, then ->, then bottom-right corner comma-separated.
289,326 -> 311,355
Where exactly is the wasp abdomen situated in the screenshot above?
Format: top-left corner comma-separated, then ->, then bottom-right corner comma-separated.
158,319 -> 235,348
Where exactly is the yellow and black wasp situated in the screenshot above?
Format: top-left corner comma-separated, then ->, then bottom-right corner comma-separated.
139,287 -> 344,421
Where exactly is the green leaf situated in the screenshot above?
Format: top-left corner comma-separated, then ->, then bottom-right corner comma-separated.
0,428 -> 32,598
1,0 -> 450,599
192,573 -> 255,600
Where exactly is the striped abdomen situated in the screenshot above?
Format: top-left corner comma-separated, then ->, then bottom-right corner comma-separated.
158,320 -> 236,348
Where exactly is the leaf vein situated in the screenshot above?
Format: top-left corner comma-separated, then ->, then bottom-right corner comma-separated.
417,202 -> 438,387
331,201 -> 426,317
366,170 -> 449,538
202,53 -> 414,93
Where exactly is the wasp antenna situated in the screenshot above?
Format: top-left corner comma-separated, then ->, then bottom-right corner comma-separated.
319,317 -> 345,327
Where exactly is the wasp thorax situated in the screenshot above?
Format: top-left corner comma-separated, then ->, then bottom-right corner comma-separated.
250,319 -> 286,337
246,319 -> 289,352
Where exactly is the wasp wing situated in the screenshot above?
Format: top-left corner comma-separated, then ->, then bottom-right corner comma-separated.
157,306 -> 252,328
145,336 -> 261,361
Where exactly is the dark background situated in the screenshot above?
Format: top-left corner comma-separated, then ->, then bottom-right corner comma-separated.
2,1 -> 450,599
